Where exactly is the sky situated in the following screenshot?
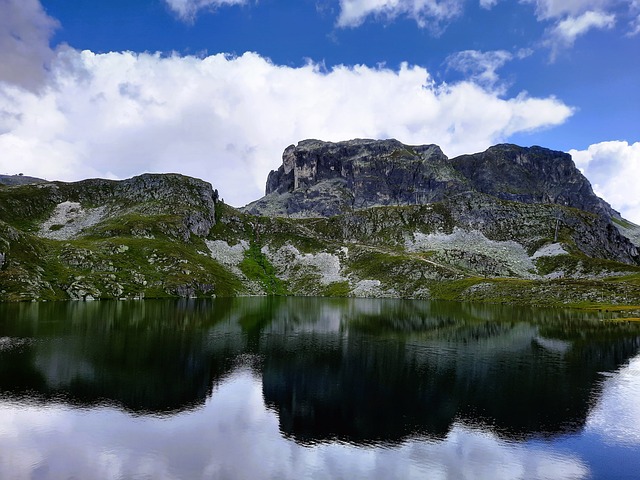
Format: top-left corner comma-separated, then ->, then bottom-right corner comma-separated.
0,0 -> 638,221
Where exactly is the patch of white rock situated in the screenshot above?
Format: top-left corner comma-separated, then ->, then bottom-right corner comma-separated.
406,228 -> 539,278
262,244 -> 348,285
38,201 -> 106,240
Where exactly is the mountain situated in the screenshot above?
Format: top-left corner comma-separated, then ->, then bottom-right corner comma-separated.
245,139 -> 615,218
1,140 -> 639,314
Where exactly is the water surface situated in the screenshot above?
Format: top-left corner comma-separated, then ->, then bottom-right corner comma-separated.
1,298 -> 639,479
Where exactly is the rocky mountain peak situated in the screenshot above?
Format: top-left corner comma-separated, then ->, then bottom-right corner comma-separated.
266,138 -> 446,197
451,144 -> 614,218
246,139 -> 615,219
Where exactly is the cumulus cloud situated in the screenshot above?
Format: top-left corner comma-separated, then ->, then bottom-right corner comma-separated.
336,0 -> 464,29
569,141 -> 640,223
0,0 -> 58,90
164,0 -> 247,21
445,50 -> 513,89
0,48 -> 574,206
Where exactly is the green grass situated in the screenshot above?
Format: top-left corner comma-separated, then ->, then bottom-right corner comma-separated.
321,280 -> 351,297
535,254 -> 640,277
0,229 -> 246,301
428,277 -> 487,301
605,273 -> 640,286
85,212 -> 183,239
0,184 -> 57,231
612,217 -> 638,229
239,242 -> 288,295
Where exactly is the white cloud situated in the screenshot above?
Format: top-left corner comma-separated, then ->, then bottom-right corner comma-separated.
522,1 -> 640,52
0,48 -> 574,206
336,0 -> 464,28
630,0 -> 640,34
550,10 -> 616,46
0,0 -> 58,90
524,0 -> 613,20
446,50 -> 513,88
479,0 -> 499,9
537,8 -> 617,60
569,141 -> 640,223
164,0 -> 247,21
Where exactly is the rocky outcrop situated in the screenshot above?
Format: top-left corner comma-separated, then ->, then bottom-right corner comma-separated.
0,173 -> 217,241
0,174 -> 46,186
0,174 -> 222,301
248,139 -> 453,217
246,139 -> 616,219
450,144 -> 614,218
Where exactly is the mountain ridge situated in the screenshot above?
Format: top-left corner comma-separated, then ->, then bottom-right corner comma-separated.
245,139 -> 616,219
1,139 -> 639,313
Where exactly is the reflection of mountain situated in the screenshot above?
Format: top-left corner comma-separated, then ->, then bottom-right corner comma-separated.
0,298 -> 639,443
260,322 -> 640,443
0,299 -> 247,414
257,299 -> 640,443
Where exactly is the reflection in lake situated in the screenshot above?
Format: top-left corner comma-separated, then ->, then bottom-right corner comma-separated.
0,297 -> 639,479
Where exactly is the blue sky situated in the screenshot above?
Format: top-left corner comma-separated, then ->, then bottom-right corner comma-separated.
1,0 -> 639,220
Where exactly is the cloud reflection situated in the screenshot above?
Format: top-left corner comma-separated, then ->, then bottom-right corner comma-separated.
586,354 -> 640,447
0,368 -> 590,480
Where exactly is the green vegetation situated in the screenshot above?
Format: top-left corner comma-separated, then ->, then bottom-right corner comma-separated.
535,254 -> 640,277
0,184 -> 57,231
239,242 -> 287,295
1,174 -> 639,314
428,277 -> 487,301
612,217 -> 638,229
321,281 -> 351,297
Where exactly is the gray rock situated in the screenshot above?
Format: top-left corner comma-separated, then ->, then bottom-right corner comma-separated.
246,139 -> 616,219
248,139 -> 451,217
450,144 -> 615,218
2,173 -> 218,242
0,174 -> 46,186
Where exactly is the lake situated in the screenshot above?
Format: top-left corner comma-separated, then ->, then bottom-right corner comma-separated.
1,297 -> 639,479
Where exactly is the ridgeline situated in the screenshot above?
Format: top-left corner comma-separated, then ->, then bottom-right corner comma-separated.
1,140 -> 639,314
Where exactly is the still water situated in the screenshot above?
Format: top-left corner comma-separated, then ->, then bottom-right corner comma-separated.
1,297 -> 639,479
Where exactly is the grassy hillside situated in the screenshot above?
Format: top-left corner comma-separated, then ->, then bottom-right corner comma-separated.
1,175 -> 639,317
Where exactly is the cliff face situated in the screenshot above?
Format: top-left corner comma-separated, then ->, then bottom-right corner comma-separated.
450,144 -> 613,218
264,139 -> 450,208
251,139 -> 453,216
247,140 -> 615,219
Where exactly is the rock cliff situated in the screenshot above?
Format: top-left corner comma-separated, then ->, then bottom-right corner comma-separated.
246,139 -> 615,219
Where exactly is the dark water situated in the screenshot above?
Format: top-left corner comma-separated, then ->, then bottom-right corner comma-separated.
1,298 -> 640,479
